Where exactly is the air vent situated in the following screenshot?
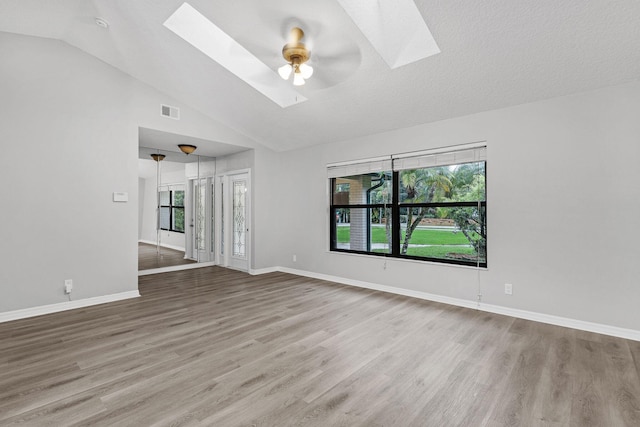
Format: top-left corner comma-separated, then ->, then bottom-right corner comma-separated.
160,104 -> 180,120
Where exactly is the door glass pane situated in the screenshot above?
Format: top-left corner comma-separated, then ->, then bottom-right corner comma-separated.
196,180 -> 206,251
211,182 -> 215,253
233,180 -> 246,257
221,182 -> 224,256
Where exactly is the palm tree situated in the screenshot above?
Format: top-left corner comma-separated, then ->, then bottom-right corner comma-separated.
400,168 -> 452,254
448,170 -> 486,261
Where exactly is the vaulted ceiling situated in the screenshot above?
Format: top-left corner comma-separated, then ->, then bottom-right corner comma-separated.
2,0 -> 640,152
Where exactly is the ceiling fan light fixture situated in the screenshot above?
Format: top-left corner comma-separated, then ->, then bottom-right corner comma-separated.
293,71 -> 305,86
278,63 -> 293,80
299,63 -> 313,79
178,144 -> 197,155
280,27 -> 312,85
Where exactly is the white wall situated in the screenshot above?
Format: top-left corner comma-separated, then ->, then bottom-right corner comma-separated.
0,33 -> 136,310
139,175 -> 156,244
259,81 -> 640,332
253,146 -> 284,270
215,149 -> 254,175
138,177 -> 146,240
0,32 -> 257,313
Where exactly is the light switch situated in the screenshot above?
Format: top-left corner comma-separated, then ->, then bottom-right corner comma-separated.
113,192 -> 128,202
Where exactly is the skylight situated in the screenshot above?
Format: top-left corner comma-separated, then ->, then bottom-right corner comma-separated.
164,3 -> 306,108
336,0 -> 440,69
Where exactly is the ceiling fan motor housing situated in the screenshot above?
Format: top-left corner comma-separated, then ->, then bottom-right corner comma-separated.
282,27 -> 310,65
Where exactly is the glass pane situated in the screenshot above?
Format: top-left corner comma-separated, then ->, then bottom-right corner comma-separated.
450,162 -> 485,202
334,207 -> 392,254
172,208 -> 184,232
173,190 -> 185,207
159,207 -> 170,230
333,173 -> 392,205
211,182 -> 215,253
399,162 -> 485,204
221,182 -> 224,256
398,205 -> 486,263
159,191 -> 170,205
196,181 -> 206,250
233,180 -> 246,257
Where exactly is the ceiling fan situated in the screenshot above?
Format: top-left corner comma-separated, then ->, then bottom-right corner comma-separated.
251,20 -> 362,91
277,27 -> 314,86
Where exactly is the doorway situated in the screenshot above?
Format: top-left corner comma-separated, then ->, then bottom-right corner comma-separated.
138,146 -> 216,273
138,127 -> 252,275
216,170 -> 250,271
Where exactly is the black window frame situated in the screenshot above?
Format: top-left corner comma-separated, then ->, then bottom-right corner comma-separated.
330,172 -> 393,255
160,190 -> 185,234
330,164 -> 487,268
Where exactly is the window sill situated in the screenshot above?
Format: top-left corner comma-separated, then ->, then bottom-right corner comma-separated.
327,249 -> 488,271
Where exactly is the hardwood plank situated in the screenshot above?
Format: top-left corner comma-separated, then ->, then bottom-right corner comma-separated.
530,331 -> 575,425
486,322 -> 551,426
570,338 -> 609,427
599,336 -> 640,425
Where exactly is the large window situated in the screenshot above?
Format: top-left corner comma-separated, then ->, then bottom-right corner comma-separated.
329,146 -> 486,267
159,188 -> 185,233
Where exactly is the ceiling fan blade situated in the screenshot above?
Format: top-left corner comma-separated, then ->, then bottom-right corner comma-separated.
306,44 -> 361,89
230,4 -> 363,91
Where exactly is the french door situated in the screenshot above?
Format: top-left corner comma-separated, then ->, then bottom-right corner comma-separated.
216,171 -> 250,271
190,177 -> 214,262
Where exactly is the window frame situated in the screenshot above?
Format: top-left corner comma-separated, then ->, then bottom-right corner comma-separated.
329,156 -> 487,268
160,190 -> 185,234
329,171 -> 393,256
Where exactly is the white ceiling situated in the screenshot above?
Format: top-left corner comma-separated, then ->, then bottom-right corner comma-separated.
2,0 -> 640,152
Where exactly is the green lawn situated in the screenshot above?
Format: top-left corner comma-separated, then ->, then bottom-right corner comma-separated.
404,246 -> 477,258
337,226 -> 470,245
374,245 -> 478,259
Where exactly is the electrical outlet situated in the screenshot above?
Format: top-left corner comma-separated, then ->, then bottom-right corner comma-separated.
293,254 -> 297,262
64,279 -> 73,294
504,283 -> 513,295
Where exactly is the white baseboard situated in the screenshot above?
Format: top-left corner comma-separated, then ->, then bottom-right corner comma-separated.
249,267 -> 279,276
0,291 -> 140,324
266,267 -> 640,342
138,240 -> 185,252
138,262 -> 216,276
478,303 -> 640,342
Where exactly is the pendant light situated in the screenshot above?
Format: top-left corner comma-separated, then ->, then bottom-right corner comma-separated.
178,144 -> 197,155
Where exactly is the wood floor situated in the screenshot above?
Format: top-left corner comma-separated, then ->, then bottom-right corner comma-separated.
138,242 -> 197,271
1,267 -> 639,426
